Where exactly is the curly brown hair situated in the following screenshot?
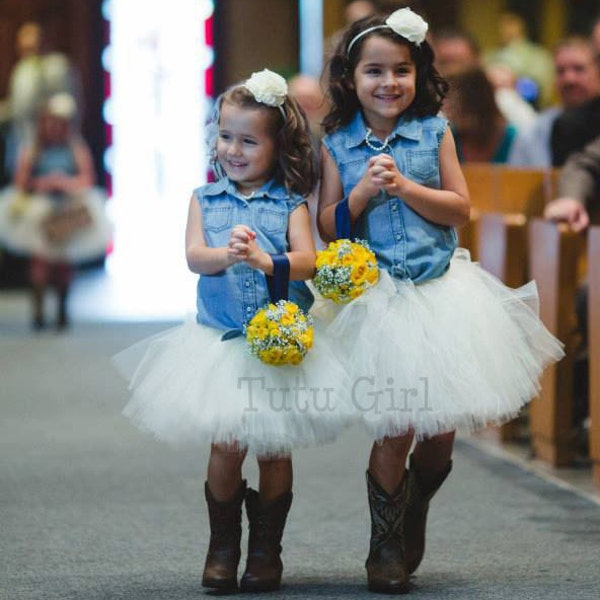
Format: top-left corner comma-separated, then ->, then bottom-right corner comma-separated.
322,14 -> 448,134
211,85 -> 317,197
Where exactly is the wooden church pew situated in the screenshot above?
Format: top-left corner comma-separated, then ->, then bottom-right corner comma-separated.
528,219 -> 583,466
588,226 -> 600,486
477,212 -> 528,441
461,164 -> 551,260
460,163 -> 496,260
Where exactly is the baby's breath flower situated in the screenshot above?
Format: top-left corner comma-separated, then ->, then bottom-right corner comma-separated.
313,239 -> 379,304
245,300 -> 313,366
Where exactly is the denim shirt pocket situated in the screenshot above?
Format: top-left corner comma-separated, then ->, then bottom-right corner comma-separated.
257,207 -> 287,234
203,206 -> 232,232
339,157 -> 368,195
405,149 -> 438,181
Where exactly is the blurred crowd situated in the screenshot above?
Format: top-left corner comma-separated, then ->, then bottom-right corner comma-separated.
2,3 -> 600,333
0,22 -> 111,330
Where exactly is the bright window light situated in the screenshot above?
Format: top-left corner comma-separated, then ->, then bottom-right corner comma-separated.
103,0 -> 212,319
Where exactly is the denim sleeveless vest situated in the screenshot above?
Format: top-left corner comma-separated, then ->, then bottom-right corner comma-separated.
194,178 -> 313,330
323,112 -> 457,283
32,146 -> 77,177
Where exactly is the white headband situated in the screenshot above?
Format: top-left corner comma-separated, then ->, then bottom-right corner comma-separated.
346,7 -> 428,56
244,69 -> 287,118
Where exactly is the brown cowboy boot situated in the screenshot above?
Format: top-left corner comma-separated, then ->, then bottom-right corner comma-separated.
365,471 -> 409,594
201,480 -> 246,591
240,487 -> 293,592
405,455 -> 452,574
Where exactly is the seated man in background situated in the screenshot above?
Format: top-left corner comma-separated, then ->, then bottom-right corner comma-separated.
544,135 -> 600,455
509,37 -> 600,167
432,27 -> 536,128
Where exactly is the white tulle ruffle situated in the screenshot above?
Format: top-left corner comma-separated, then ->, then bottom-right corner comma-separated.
0,187 -> 112,262
310,248 -> 565,441
113,316 -> 352,456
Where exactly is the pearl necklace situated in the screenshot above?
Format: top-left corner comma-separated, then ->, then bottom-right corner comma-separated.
238,190 -> 256,200
364,128 -> 391,153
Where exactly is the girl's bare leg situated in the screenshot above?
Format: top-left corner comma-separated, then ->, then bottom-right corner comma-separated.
207,442 -> 246,500
368,433 -> 413,493
257,455 -> 292,501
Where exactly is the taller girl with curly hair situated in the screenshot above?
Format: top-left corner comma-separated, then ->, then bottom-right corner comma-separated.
114,69 -> 350,593
318,8 -> 563,594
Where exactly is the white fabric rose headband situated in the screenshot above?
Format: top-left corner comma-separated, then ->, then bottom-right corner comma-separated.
346,7 -> 428,56
244,69 -> 287,118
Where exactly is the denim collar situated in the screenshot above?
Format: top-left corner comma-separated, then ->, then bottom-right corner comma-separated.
204,177 -> 288,201
345,111 -> 423,149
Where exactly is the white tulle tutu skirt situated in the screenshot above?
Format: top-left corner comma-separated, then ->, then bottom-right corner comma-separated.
113,316 -> 353,456
0,187 -> 112,262
309,249 -> 564,441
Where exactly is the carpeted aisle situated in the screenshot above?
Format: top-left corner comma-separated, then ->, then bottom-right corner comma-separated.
1,322 -> 599,599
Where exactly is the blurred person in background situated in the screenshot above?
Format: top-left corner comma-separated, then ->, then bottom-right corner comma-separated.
443,67 -> 517,163
287,73 -> 328,146
287,73 -> 328,248
544,135 -> 600,232
591,16 -> 600,56
544,135 -> 600,455
0,93 -> 111,331
325,0 -> 379,61
431,27 -> 480,75
484,11 -> 554,109
432,28 -> 536,129
0,22 -> 80,177
510,37 -> 600,167
485,62 -> 537,129
551,47 -> 600,167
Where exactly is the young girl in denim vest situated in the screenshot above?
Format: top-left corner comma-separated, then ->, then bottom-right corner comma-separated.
115,69 -> 349,593
318,8 -> 563,594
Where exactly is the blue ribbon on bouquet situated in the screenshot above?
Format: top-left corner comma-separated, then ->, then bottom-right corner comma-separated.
265,253 -> 290,304
220,253 -> 290,341
335,197 -> 354,240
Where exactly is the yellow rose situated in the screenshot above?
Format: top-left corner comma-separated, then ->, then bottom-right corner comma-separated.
251,311 -> 268,326
300,333 -> 313,349
349,286 -> 364,299
256,324 -> 270,340
280,313 -> 294,327
285,302 -> 299,314
351,264 -> 367,285
366,267 -> 379,285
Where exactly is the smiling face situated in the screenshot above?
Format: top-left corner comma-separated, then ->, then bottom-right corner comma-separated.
352,35 -> 417,135
216,101 -> 277,194
554,43 -> 600,109
38,112 -> 69,146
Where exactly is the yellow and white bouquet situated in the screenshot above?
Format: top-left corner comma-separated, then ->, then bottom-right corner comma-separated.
313,239 -> 379,304
246,300 -> 314,366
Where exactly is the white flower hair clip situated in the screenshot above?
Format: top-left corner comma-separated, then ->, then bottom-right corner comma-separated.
46,92 -> 77,120
244,69 -> 287,117
346,7 -> 429,56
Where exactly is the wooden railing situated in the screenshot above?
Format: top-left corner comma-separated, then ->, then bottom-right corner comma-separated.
459,164 -> 556,260
588,226 -> 600,485
462,164 -> 598,485
527,219 -> 583,466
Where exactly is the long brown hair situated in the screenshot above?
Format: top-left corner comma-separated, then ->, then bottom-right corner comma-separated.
209,85 -> 317,197
322,14 -> 448,134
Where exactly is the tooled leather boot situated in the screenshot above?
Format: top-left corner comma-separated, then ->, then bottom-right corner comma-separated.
201,480 -> 246,591
405,455 -> 452,574
240,487 -> 293,592
366,471 -> 409,594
